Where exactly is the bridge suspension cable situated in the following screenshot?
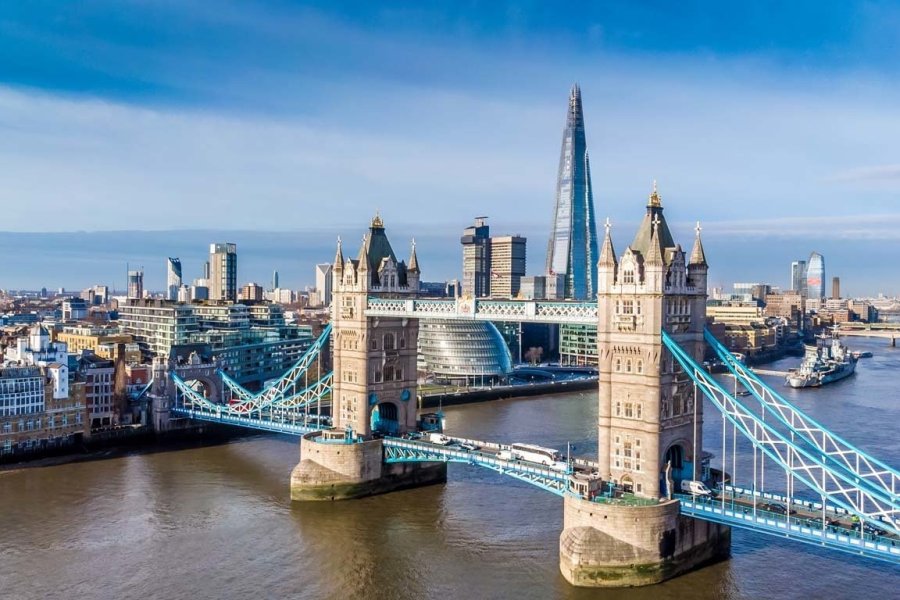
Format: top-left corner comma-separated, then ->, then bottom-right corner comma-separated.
705,328 -> 900,503
661,331 -> 899,537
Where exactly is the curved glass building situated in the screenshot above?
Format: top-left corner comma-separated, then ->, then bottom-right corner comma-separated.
418,320 -> 512,385
806,252 -> 826,299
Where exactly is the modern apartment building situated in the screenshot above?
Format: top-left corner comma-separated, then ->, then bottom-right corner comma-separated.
461,217 -> 491,297
167,257 -> 183,301
489,235 -> 526,298
209,243 -> 238,302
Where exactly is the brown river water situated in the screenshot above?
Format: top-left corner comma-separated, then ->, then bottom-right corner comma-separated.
1,337 -> 898,599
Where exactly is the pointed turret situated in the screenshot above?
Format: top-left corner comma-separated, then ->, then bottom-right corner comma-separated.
408,239 -> 420,273
356,234 -> 369,271
333,236 -> 344,272
631,180 -> 675,258
689,221 -> 708,266
597,218 -> 617,293
598,218 -> 617,267
646,215 -> 664,266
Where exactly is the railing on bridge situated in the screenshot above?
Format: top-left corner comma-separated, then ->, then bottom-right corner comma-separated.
365,297 -> 598,324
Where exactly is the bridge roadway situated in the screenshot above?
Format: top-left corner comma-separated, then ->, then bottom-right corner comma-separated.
171,404 -> 899,562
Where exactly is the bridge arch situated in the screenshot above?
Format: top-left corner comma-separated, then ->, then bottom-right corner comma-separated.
371,400 -> 401,435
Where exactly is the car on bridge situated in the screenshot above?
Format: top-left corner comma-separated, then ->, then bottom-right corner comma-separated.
758,502 -> 797,516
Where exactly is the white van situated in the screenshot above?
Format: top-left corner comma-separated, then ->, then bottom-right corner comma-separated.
680,480 -> 714,497
426,433 -> 452,445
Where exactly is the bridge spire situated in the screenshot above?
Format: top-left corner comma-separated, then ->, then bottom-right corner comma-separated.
408,238 -> 420,273
645,214 -> 664,266
333,236 -> 344,272
598,217 -> 617,267
689,221 -> 707,266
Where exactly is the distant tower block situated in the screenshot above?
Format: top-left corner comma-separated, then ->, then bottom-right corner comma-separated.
832,276 -> 840,300
560,186 -> 730,587
291,214 -> 445,501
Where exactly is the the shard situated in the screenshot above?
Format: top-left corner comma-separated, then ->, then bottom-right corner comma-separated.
545,84 -> 599,300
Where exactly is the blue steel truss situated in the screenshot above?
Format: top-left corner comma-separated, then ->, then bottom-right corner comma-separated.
677,494 -> 900,563
382,437 -> 571,496
706,328 -> 900,503
662,330 -> 899,538
217,323 -> 333,412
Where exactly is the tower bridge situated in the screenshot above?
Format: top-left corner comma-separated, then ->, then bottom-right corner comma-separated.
167,195 -> 899,587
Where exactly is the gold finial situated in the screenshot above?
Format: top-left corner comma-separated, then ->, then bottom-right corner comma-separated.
371,210 -> 384,229
648,179 -> 661,207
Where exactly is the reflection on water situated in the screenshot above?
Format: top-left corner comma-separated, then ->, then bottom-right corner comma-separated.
1,338 -> 898,599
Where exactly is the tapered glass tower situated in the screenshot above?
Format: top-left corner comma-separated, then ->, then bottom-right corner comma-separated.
545,84 -> 599,301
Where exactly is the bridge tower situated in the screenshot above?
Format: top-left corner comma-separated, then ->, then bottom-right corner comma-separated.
560,185 -> 730,587
291,215 -> 446,500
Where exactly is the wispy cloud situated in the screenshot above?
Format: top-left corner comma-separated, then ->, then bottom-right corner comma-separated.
827,164 -> 900,183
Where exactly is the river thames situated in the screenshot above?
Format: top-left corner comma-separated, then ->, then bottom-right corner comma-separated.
2,336 -> 898,599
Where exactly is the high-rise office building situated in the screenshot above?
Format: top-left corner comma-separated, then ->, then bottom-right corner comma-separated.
273,270 -> 279,291
791,260 -> 807,297
832,276 -> 840,300
545,84 -> 599,301
461,217 -> 491,297
489,235 -> 526,298
806,252 -> 826,300
315,263 -> 333,307
127,269 -> 144,299
209,243 -> 238,302
167,257 -> 182,301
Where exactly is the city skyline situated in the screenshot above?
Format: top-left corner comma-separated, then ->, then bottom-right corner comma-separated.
2,3 -> 900,295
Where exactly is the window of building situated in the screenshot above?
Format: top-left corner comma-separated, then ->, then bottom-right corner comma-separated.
371,338 -> 378,350
636,360 -> 643,374
623,300 -> 634,314
614,357 -> 621,372
383,333 -> 395,350
625,359 -> 632,373
622,270 -> 635,284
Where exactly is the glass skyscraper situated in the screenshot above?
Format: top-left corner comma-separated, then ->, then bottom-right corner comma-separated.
545,84 -> 599,301
806,252 -> 826,299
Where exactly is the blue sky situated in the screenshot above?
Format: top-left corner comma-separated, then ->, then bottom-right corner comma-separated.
1,2 -> 900,294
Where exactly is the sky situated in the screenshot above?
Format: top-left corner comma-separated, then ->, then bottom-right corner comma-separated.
1,1 -> 900,295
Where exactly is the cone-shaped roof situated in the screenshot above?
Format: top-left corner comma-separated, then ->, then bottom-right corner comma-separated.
631,181 -> 675,259
333,237 -> 344,271
689,221 -> 708,266
408,239 -> 420,273
645,214 -> 665,266
598,218 -> 617,267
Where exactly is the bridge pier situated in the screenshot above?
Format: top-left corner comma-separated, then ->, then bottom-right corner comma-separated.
291,432 -> 446,501
559,496 -> 731,587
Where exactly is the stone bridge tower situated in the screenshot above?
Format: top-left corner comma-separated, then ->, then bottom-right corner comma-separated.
595,183 -> 708,498
560,184 -> 729,587
291,215 -> 445,501
330,214 -> 420,437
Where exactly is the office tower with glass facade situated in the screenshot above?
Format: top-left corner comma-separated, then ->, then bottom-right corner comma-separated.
545,84 -> 599,301
127,269 -> 144,299
489,235 -> 526,298
167,257 -> 182,301
547,85 -> 600,365
791,260 -> 808,297
832,276 -> 840,299
209,243 -> 238,302
461,217 -> 491,297
272,270 -> 279,291
315,263 -> 333,307
806,252 -> 826,299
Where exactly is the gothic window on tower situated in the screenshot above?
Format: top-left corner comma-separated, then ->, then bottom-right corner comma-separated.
384,366 -> 394,381
371,338 -> 378,350
614,357 -> 622,372
623,300 -> 634,314
613,435 -> 621,468
623,269 -> 634,284
383,333 -> 395,350
625,359 -> 632,373
636,360 -> 643,374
